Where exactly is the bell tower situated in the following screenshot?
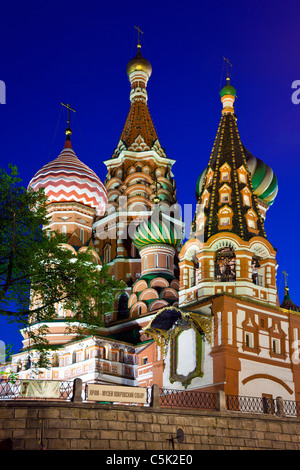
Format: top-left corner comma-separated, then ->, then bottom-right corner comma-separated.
179,76 -> 279,308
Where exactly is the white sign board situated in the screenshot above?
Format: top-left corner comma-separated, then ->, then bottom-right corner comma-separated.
87,384 -> 147,404
20,380 -> 60,398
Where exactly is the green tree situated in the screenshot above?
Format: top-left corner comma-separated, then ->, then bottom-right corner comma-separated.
0,165 -> 124,357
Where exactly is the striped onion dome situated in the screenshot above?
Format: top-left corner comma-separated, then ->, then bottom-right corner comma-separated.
243,147 -> 278,206
28,133 -> 108,216
196,147 -> 278,206
132,209 -> 183,250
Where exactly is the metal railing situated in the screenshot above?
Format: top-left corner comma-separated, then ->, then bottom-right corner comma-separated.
283,399 -> 300,417
1,378 -> 300,418
160,388 -> 218,410
226,394 -> 276,414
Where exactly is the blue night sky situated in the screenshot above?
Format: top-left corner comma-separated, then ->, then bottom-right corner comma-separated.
1,0 -> 300,353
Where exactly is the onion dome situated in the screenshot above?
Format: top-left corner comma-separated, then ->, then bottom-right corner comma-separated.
243,147 -> 278,206
28,130 -> 108,216
132,209 -> 183,250
220,79 -> 236,98
126,43 -> 152,78
195,168 -> 207,200
281,286 -> 300,312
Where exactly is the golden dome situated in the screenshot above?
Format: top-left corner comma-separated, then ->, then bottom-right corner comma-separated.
126,45 -> 152,77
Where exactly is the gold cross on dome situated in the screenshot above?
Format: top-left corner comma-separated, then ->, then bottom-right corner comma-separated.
282,270 -> 289,287
134,25 -> 144,46
61,102 -> 76,128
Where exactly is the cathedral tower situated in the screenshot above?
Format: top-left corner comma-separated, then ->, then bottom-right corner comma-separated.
179,77 -> 279,308
24,117 -> 107,348
93,40 -> 181,309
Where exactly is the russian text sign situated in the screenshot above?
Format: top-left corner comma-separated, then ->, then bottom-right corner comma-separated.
87,384 -> 147,404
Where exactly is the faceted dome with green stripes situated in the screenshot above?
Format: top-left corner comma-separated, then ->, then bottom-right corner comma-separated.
196,147 -> 278,206
132,209 -> 183,249
243,147 -> 278,206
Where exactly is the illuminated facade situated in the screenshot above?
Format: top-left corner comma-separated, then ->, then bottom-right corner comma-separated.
5,46 -> 300,404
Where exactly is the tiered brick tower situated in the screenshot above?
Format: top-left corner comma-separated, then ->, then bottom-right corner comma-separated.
93,41 -> 180,312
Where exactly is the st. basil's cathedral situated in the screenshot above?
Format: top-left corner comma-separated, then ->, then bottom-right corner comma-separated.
6,38 -> 300,403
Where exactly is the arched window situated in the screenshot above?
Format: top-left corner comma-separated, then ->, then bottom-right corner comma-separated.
252,257 -> 260,285
117,293 -> 129,319
72,351 -> 77,364
214,247 -> 236,282
52,353 -> 59,367
62,225 -> 67,235
104,244 -> 111,264
155,253 -> 159,268
80,228 -> 84,244
252,256 -> 265,287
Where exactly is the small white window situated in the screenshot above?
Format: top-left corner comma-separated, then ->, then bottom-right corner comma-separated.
221,193 -> 229,203
155,253 -> 159,268
248,219 -> 256,229
239,173 -> 246,183
144,256 -> 147,270
80,228 -> 84,243
245,332 -> 254,348
220,217 -> 230,226
272,339 -> 281,354
62,225 -> 67,235
244,195 -> 251,206
222,172 -> 229,182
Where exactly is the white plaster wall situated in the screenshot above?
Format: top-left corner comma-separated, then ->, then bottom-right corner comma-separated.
239,359 -> 295,401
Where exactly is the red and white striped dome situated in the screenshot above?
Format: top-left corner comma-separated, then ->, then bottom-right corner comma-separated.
28,136 -> 108,216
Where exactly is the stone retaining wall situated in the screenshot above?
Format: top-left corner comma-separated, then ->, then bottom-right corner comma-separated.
1,399 -> 300,450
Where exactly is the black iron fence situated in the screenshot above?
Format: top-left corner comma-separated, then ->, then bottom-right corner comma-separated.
160,388 -> 300,418
1,378 -> 300,418
226,394 -> 276,414
160,388 -> 218,410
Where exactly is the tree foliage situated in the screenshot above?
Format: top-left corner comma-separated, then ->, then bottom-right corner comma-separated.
0,165 -> 124,352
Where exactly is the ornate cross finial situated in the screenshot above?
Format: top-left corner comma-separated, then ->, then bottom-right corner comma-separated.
282,270 -> 289,287
223,57 -> 232,80
134,25 -> 144,46
61,102 -> 76,130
